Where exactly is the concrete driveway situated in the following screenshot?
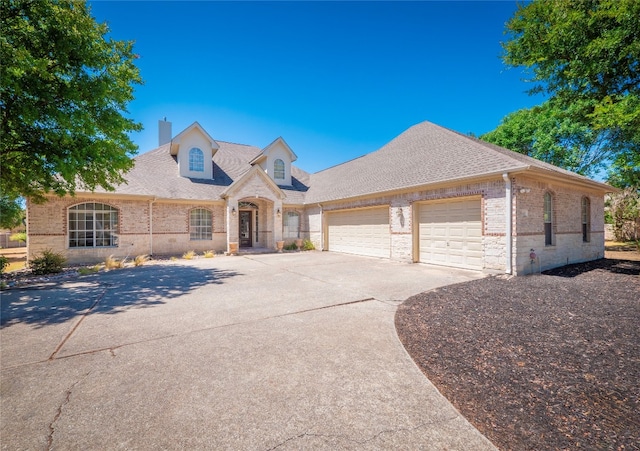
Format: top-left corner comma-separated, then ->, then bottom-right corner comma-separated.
1,252 -> 496,450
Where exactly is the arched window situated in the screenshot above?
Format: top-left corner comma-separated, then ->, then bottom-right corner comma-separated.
581,197 -> 590,242
190,208 -> 212,240
283,211 -> 300,239
69,203 -> 118,248
274,159 -> 285,180
544,192 -> 554,246
189,148 -> 204,172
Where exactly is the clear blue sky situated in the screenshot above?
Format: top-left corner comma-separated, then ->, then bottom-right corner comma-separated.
89,0 -> 542,174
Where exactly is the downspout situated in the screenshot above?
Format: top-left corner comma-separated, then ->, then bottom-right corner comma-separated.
318,203 -> 323,250
149,197 -> 156,256
502,173 -> 513,274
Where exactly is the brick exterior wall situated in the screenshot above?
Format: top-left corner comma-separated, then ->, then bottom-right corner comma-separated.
512,175 -> 605,274
27,195 -> 227,264
27,173 -> 606,273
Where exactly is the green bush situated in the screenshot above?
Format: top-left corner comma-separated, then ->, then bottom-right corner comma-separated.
9,232 -> 26,244
30,249 -> 66,275
302,239 -> 315,251
0,255 -> 8,273
284,242 -> 298,251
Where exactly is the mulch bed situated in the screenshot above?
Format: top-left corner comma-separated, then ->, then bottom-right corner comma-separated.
395,259 -> 640,450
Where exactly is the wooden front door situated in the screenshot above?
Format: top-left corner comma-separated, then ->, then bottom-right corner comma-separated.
239,211 -> 252,247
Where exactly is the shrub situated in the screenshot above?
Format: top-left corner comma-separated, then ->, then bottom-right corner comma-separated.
302,239 -> 315,251
0,255 -> 8,273
30,249 -> 66,275
78,265 -> 100,276
170,256 -> 178,261
105,255 -> 125,270
182,250 -> 196,260
284,242 -> 298,251
9,232 -> 26,244
203,250 -> 215,258
134,254 -> 150,266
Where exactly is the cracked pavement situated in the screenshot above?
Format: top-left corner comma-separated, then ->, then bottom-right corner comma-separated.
1,252 -> 495,450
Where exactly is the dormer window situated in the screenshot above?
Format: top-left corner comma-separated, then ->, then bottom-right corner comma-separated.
189,148 -> 204,172
274,159 -> 285,180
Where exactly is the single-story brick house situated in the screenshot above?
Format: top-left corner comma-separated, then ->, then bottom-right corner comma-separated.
27,120 -> 612,275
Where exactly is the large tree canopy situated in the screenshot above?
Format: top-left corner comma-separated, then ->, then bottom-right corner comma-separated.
482,0 -> 640,187
0,0 -> 142,202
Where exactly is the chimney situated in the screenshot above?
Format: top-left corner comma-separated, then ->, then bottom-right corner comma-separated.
158,118 -> 172,146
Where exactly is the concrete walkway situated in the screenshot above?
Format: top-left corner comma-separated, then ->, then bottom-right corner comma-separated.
1,252 -> 496,450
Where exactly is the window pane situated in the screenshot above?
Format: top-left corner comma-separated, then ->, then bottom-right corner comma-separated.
189,148 -> 204,172
274,159 -> 285,179
68,203 -> 118,248
190,208 -> 212,240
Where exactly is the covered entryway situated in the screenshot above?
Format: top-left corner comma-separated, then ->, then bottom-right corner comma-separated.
326,206 -> 390,258
417,197 -> 483,270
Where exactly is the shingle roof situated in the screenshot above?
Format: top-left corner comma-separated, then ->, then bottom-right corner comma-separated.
88,120 -> 609,205
90,141 -> 311,203
304,121 -> 609,203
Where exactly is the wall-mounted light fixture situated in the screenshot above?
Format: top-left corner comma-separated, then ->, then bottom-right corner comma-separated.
232,207 -> 237,216
519,188 -> 531,194
276,208 -> 281,216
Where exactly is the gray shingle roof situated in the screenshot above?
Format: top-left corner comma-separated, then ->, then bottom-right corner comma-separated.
304,121 -> 608,203
88,120 -> 609,205
91,141 -> 311,203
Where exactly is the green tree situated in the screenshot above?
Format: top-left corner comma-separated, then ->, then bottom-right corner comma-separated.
482,0 -> 640,187
0,0 -> 143,203
0,193 -> 24,229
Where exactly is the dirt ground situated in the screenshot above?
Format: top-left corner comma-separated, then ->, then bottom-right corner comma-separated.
396,258 -> 639,450
605,241 -> 640,261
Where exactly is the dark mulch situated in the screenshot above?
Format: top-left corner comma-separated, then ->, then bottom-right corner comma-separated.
396,259 -> 640,451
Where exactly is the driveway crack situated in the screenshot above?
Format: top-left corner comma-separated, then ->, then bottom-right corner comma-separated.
47,372 -> 90,450
48,285 -> 110,360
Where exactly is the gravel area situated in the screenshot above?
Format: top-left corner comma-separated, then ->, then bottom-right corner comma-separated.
396,259 -> 640,450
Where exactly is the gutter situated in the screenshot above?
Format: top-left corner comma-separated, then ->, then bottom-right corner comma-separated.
502,173 -> 512,275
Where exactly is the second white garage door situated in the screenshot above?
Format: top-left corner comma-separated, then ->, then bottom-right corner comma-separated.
326,207 -> 390,259
418,198 -> 483,270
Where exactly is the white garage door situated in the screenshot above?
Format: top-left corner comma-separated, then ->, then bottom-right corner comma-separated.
327,207 -> 390,259
418,198 -> 483,270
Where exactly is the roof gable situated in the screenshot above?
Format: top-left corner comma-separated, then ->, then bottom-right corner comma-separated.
249,136 -> 297,165
170,121 -> 220,156
220,165 -> 286,200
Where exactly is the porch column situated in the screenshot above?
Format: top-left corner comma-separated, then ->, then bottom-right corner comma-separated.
274,199 -> 283,247
226,198 -> 239,253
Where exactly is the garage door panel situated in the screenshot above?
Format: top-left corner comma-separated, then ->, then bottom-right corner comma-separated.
418,199 -> 482,270
327,208 -> 390,259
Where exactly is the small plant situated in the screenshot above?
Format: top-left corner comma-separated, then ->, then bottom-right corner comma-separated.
30,249 -> 66,275
170,256 -> 178,261
78,265 -> 101,276
302,239 -> 315,251
134,254 -> 150,266
9,232 -> 26,244
0,255 -> 8,273
105,255 -> 125,270
203,250 -> 215,258
182,250 -> 196,260
284,242 -> 298,251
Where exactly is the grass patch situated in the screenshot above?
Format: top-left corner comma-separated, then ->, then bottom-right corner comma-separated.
78,265 -> 101,276
105,255 -> 125,270
134,254 -> 150,266
203,250 -> 215,258
182,250 -> 196,260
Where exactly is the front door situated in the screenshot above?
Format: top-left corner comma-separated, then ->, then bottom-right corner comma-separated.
239,211 -> 252,248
